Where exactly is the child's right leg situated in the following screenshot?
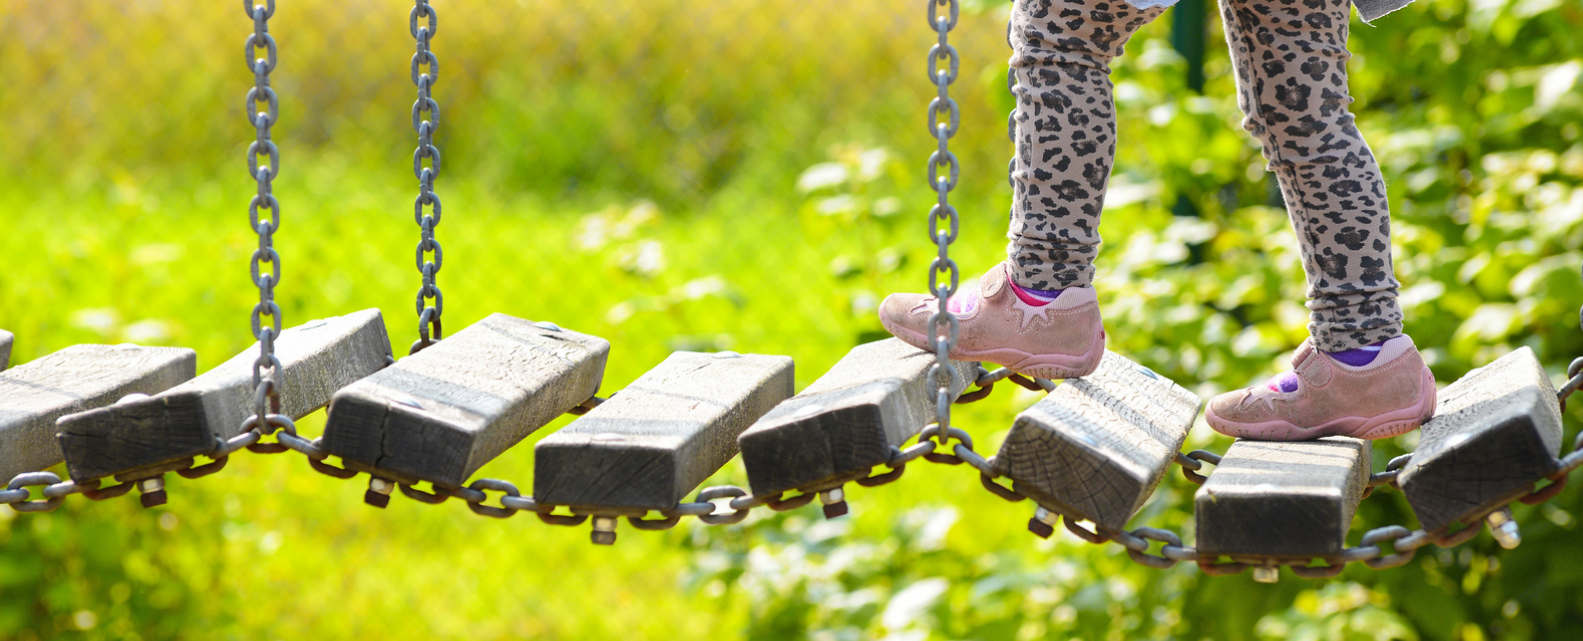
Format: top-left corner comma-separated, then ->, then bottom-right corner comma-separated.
879,0 -> 1164,378
1005,0 -> 1168,291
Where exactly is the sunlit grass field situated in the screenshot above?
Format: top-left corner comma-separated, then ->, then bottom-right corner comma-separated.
4,0 -> 1583,638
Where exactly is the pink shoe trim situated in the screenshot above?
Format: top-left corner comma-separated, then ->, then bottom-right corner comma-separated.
1206,367 -> 1438,441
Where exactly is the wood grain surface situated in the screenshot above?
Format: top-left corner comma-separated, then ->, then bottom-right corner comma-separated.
57,309 -> 391,480
994,351 -> 1201,531
1194,437 -> 1370,559
738,338 -> 977,497
322,313 -> 609,488
1,344 -> 195,480
1398,347 -> 1563,532
535,351 -> 794,510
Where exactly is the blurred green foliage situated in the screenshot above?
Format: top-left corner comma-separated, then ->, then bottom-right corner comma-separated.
1,0 -> 1582,639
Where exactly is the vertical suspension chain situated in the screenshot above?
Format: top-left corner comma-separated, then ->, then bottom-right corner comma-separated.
411,0 -> 444,353
244,0 -> 285,429
926,0 -> 962,436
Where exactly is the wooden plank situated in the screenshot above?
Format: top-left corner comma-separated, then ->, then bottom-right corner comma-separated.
993,351 -> 1201,532
534,351 -> 794,511
738,338 -> 977,497
1,344 -> 195,480
1398,347 -> 1562,533
1194,437 -> 1370,560
321,313 -> 610,488
57,309 -> 392,480
0,329 -> 12,371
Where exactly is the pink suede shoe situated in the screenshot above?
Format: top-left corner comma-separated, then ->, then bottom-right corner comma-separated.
877,262 -> 1105,379
1206,336 -> 1437,441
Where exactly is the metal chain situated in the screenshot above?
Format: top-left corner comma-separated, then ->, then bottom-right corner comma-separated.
411,0 -> 444,353
232,0 -> 300,470
312,431 -> 947,544
956,365 -> 1056,404
924,0 -> 962,445
244,0 -> 283,420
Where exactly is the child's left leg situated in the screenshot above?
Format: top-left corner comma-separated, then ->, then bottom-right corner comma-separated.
1205,0 -> 1436,440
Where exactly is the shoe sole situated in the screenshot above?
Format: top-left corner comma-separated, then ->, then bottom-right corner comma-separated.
1204,367 -> 1438,441
879,318 -> 1105,380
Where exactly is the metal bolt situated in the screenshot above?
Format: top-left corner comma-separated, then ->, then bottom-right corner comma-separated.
365,477 -> 394,508
591,516 -> 617,546
1487,507 -> 1521,550
1252,566 -> 1279,584
534,321 -> 562,331
713,351 -> 741,358
138,476 -> 167,509
819,487 -> 848,519
1027,506 -> 1058,539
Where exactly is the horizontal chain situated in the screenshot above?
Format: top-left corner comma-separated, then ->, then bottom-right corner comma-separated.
955,365 -> 1055,404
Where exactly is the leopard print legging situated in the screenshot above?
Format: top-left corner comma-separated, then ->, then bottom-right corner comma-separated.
1006,0 -> 1402,351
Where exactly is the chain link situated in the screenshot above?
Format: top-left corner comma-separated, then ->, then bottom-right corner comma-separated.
923,0 -> 962,442
238,0 -> 292,470
1178,449 -> 1220,485
955,366 -> 1055,404
410,0 -> 444,352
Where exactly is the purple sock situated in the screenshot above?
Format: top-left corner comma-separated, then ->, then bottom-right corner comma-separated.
1009,281 -> 1062,306
1325,340 -> 1389,367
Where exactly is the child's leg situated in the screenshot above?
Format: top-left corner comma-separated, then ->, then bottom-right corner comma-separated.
1007,0 -> 1168,291
879,0 -> 1169,378
1219,0 -> 1402,352
1206,0 -> 1434,441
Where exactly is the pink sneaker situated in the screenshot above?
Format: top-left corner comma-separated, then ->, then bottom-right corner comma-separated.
877,262 -> 1105,379
1205,336 -> 1437,441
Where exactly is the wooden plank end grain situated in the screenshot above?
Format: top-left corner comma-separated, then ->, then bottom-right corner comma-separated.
57,309 -> 391,480
1194,437 -> 1370,560
994,350 -> 1201,532
738,338 -> 977,497
0,344 -> 195,480
323,313 -> 610,488
1399,347 -> 1563,533
534,351 -> 794,510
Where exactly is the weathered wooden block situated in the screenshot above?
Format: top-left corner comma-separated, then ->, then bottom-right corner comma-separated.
322,313 -> 610,488
1,344 -> 195,480
534,351 -> 794,510
58,310 -> 392,480
738,338 -> 977,497
0,329 -> 13,371
1398,347 -> 1562,533
1195,437 -> 1370,560
994,351 -> 1201,532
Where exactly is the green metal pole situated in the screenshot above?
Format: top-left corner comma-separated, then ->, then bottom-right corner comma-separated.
1171,0 -> 1208,94
1170,0 -> 1208,219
